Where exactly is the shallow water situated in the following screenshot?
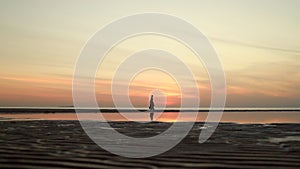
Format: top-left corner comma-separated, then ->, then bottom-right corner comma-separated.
0,111 -> 300,124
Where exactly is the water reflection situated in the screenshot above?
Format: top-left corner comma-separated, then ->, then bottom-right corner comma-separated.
0,111 -> 300,124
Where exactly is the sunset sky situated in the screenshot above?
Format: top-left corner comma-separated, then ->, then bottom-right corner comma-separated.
0,0 -> 299,107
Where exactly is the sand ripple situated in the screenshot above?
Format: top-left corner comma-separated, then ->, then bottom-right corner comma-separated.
0,121 -> 300,168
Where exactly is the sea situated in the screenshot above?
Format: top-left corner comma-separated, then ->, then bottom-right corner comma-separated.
0,107 -> 299,124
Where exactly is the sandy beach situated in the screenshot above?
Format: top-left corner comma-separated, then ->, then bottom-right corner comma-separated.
1,1 -> 300,168
1,120 -> 300,168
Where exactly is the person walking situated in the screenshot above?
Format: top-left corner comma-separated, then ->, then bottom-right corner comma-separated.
149,95 -> 155,121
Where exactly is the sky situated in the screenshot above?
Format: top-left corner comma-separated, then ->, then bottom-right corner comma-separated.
0,0 -> 299,108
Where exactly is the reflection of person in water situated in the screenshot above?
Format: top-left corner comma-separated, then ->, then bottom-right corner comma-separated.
149,95 -> 155,121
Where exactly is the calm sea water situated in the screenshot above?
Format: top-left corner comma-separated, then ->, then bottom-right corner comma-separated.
0,107 -> 299,124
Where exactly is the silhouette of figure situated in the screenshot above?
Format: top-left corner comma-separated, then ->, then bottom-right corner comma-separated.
149,95 -> 155,121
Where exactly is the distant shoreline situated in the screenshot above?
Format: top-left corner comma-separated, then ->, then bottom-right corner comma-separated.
0,107 -> 300,113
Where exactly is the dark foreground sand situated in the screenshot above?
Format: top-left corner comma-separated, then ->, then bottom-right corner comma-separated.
0,121 -> 300,169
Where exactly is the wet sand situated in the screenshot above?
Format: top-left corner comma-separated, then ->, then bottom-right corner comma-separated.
1,120 -> 300,168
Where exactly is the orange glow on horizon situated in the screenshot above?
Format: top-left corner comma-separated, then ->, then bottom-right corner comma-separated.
0,70 -> 299,107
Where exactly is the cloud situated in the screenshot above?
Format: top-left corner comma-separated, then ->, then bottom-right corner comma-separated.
210,36 -> 300,54
225,61 -> 300,107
